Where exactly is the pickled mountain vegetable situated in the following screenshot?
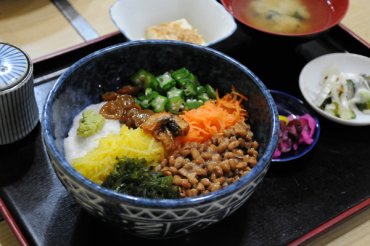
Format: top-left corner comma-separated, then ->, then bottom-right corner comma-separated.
140,112 -> 189,154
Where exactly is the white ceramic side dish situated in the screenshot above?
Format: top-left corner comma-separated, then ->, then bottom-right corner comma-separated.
110,0 -> 237,46
299,53 -> 370,126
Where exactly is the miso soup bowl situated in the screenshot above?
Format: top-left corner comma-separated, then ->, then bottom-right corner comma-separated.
42,40 -> 279,239
221,0 -> 349,39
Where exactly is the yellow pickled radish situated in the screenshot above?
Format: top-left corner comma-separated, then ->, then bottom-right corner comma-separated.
72,125 -> 164,185
278,115 -> 289,124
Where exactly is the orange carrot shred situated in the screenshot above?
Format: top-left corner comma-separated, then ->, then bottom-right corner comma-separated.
177,88 -> 247,144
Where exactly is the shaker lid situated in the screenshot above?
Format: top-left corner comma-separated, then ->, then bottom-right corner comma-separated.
0,43 -> 30,91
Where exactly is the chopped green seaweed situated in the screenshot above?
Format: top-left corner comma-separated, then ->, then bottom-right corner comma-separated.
102,157 -> 179,199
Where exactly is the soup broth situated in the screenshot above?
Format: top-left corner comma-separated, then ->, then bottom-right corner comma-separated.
238,0 -> 333,35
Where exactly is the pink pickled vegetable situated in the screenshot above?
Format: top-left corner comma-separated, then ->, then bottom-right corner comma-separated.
273,114 -> 316,158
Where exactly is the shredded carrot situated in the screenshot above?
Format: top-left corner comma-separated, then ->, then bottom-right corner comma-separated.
177,88 -> 248,144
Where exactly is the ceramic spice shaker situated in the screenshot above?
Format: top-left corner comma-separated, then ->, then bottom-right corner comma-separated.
0,43 -> 39,145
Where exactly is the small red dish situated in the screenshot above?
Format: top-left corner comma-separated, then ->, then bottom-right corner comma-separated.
221,0 -> 349,38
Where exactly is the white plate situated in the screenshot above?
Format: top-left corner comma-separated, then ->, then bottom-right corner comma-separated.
110,0 -> 237,46
299,53 -> 370,126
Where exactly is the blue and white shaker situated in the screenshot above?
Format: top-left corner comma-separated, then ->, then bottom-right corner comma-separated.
0,43 -> 39,145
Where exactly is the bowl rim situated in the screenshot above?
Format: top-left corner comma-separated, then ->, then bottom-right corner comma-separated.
269,89 -> 320,162
220,0 -> 349,37
109,0 -> 237,46
42,40 -> 279,208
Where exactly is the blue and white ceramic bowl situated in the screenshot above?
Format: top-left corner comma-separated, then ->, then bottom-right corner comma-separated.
42,40 -> 279,239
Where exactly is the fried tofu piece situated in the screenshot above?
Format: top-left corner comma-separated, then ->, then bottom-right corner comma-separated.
145,18 -> 206,45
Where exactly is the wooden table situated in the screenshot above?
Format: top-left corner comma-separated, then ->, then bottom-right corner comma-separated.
340,0 -> 370,48
0,1 -> 369,245
0,0 -> 117,61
